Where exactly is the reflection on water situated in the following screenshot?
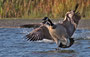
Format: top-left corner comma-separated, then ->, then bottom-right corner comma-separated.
0,28 -> 90,57
32,49 -> 76,54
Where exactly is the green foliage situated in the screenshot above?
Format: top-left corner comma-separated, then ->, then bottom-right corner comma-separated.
0,0 -> 90,19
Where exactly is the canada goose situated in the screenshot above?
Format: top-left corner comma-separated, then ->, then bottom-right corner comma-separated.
26,4 -> 81,48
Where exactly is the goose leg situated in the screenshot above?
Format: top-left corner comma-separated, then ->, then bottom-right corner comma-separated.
55,40 -> 61,50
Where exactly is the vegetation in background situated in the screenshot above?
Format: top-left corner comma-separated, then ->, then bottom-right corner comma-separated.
0,0 -> 90,19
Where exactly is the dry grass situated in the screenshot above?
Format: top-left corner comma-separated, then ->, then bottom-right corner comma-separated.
0,0 -> 90,19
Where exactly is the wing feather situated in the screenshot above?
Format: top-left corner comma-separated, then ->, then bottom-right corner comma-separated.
26,25 -> 53,41
20,23 -> 41,28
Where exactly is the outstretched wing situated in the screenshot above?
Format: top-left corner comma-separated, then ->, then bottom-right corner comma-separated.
26,25 -> 53,41
20,23 -> 41,28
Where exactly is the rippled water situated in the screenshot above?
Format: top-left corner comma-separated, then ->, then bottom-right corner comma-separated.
0,28 -> 90,57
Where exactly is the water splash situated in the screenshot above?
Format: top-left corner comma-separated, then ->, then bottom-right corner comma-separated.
72,29 -> 90,40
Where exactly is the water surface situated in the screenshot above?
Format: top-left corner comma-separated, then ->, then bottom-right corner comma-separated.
0,28 -> 90,57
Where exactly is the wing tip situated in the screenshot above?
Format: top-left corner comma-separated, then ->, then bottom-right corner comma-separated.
26,33 -> 43,41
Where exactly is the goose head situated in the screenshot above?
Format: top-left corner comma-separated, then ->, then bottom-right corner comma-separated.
42,17 -> 47,24
42,17 -> 54,26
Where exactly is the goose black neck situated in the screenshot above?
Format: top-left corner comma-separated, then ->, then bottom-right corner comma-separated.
48,19 -> 54,26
